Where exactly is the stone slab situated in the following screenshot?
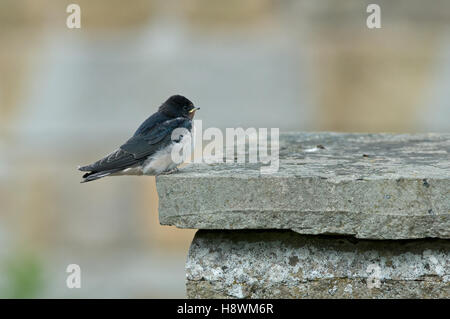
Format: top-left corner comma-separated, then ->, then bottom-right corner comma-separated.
157,133 -> 450,239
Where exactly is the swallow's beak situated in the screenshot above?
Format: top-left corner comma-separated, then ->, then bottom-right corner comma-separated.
189,107 -> 200,114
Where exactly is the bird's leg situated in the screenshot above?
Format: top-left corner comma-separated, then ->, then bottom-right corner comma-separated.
159,167 -> 179,175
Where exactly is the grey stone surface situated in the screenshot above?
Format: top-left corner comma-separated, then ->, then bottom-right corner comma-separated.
157,133 -> 450,239
186,230 -> 450,299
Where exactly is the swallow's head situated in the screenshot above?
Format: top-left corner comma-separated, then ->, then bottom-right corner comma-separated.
159,95 -> 200,119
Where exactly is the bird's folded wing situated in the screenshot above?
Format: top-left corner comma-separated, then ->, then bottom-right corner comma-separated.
120,117 -> 192,158
80,117 -> 192,172
79,148 -> 137,172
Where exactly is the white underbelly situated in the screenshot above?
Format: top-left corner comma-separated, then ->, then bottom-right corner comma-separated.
142,131 -> 193,175
142,146 -> 177,175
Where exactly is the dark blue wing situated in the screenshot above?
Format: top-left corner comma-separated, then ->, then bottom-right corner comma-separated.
121,117 -> 192,158
79,117 -> 192,173
132,111 -> 169,136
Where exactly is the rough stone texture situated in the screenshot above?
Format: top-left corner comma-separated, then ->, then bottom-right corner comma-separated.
186,230 -> 450,299
157,133 -> 450,239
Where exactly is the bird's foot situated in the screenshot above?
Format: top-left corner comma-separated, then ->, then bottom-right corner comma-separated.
159,167 -> 179,175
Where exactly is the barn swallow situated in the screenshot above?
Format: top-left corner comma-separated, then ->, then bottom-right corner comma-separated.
78,95 -> 199,183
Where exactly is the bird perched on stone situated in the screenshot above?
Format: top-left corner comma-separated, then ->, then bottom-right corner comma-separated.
78,95 -> 199,183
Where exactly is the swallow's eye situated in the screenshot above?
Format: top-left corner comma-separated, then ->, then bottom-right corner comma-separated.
183,105 -> 189,110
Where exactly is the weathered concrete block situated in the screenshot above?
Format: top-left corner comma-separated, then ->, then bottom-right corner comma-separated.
186,230 -> 450,299
157,133 -> 450,239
